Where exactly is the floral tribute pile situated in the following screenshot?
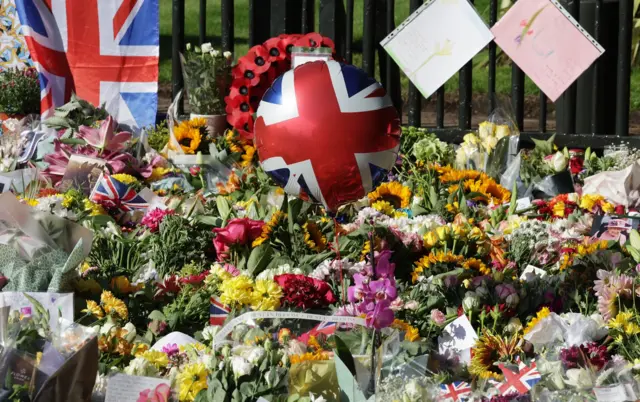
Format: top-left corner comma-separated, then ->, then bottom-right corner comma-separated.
6,59 -> 640,402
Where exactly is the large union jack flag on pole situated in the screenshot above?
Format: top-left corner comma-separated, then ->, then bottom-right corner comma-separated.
15,0 -> 159,131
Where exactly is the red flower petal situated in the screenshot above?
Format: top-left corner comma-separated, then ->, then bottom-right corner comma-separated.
295,32 -> 324,48
263,37 -> 287,62
321,36 -> 336,51
247,45 -> 272,75
232,59 -> 261,86
278,34 -> 301,56
229,78 -> 252,99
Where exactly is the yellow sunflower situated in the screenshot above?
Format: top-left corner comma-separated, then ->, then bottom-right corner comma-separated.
172,121 -> 202,154
252,211 -> 286,247
303,221 -> 327,252
100,290 -> 128,320
412,251 -> 465,283
523,307 -> 551,335
368,181 -> 411,209
469,331 -> 523,381
240,145 -> 256,167
189,117 -> 207,129
462,258 -> 491,275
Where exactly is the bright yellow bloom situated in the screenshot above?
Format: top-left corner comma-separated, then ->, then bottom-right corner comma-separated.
62,194 -> 74,208
609,311 -> 633,331
251,280 -> 282,311
100,290 -> 128,320
172,121 -> 202,154
470,331 -> 523,381
219,275 -> 254,307
412,251 -> 465,283
189,117 -> 207,129
303,221 -> 327,252
111,173 -> 139,186
523,307 -> 551,335
552,201 -> 566,217
83,199 -> 106,216
252,211 -> 286,247
371,200 -> 395,216
405,326 -> 421,342
290,351 -> 331,364
445,202 -> 459,213
18,197 -> 38,207
463,258 -> 490,275
82,300 -> 104,319
368,181 -> 411,209
625,322 -> 640,336
149,167 -> 173,181
142,350 -> 169,368
240,145 -> 255,167
424,231 -> 438,248
110,276 -> 143,294
132,343 -> 149,357
177,363 -> 208,401
307,336 -> 322,351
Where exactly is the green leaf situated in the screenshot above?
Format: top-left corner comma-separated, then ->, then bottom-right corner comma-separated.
628,245 -> 640,262
247,243 -> 274,276
630,230 -> 640,249
89,214 -> 116,227
333,353 -> 372,402
508,181 -> 518,217
216,196 -> 231,220
192,215 -> 221,226
288,198 -> 304,223
332,335 -> 357,377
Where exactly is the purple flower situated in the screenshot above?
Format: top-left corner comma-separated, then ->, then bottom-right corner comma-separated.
495,283 -> 517,300
365,299 -> 394,329
161,343 -> 179,357
369,277 -> 397,301
347,273 -> 368,303
374,250 -> 396,279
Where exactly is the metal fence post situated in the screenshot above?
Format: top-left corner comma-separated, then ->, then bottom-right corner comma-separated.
406,0 -> 422,127
616,0 -> 632,136
221,0 -> 234,53
362,0 -> 376,76
172,0 -> 185,115
320,0 -> 347,59
249,0 -> 271,46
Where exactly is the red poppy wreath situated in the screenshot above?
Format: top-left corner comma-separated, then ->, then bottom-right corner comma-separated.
225,32 -> 337,139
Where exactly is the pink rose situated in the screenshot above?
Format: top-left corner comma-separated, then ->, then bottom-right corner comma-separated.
430,309 -> 446,325
213,218 -> 265,260
137,384 -> 171,402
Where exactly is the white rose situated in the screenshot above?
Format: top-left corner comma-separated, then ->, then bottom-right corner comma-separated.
210,50 -> 220,57
550,151 -> 568,172
230,356 -> 253,378
202,325 -> 221,342
201,42 -> 213,53
495,124 -> 511,139
483,135 -> 498,151
505,317 -> 523,334
478,121 -> 495,140
186,43 -> 192,51
232,345 -> 265,365
223,51 -> 232,59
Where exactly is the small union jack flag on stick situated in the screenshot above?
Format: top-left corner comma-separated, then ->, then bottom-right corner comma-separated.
497,361 -> 541,396
210,296 -> 230,326
438,381 -> 472,402
90,174 -> 148,212
297,321 -> 337,343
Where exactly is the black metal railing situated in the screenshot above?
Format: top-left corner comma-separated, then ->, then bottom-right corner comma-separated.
170,0 -> 640,149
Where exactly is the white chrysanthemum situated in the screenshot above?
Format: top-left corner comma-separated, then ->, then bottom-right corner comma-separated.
256,263 -> 303,281
124,357 -> 159,377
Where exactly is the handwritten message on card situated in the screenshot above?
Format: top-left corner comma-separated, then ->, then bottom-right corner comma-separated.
105,374 -> 171,402
492,0 -> 604,101
381,0 -> 493,99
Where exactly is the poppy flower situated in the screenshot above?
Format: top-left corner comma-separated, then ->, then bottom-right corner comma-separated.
263,37 -> 287,62
278,33 -> 301,56
246,44 -> 272,75
232,59 -> 261,86
295,32 -> 324,48
225,94 -> 253,116
321,35 -> 336,50
229,78 -> 252,99
235,115 -> 255,141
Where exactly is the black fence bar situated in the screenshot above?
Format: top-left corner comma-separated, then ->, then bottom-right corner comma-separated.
406,0 -> 422,127
511,65 -> 525,131
459,0 -> 473,130
436,87 -> 445,128
591,0 -> 602,134
362,0 -> 376,76
271,0 -> 288,36
221,0 -> 234,53
319,0 -> 345,58
199,0 -> 206,45
249,0 -> 270,47
302,0 -> 315,34
385,0 -> 401,113
345,0 -> 354,64
171,0 -> 184,114
616,0 -> 633,136
488,0 -> 498,113
539,94 -> 547,133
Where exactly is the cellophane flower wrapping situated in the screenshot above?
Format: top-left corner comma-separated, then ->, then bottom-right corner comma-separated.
0,194 -> 90,293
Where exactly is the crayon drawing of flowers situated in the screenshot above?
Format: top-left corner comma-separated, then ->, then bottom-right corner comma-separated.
409,39 -> 454,79
514,5 -> 548,46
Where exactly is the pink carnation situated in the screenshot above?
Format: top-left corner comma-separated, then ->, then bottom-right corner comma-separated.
141,208 -> 175,232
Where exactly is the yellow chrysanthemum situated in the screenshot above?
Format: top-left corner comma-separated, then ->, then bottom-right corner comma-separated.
142,350 -> 169,368
18,197 -> 38,207
83,199 -> 106,216
100,290 -> 128,320
82,300 -> 104,319
111,173 -> 139,186
61,194 -> 74,208
219,275 -> 254,307
177,363 -> 208,402
303,221 -> 327,252
609,311 -> 633,330
523,307 -> 551,335
463,258 -> 491,275
172,122 -> 202,154
368,181 -> 411,209
251,279 -> 282,311
252,211 -> 286,247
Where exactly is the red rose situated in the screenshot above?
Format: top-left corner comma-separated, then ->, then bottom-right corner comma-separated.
569,157 -> 584,174
274,274 -> 337,309
213,218 -> 265,260
615,205 -> 625,215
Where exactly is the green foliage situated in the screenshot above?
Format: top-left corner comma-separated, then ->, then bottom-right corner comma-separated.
146,121 -> 170,152
44,94 -> 109,136
0,68 -> 40,115
182,44 -> 232,115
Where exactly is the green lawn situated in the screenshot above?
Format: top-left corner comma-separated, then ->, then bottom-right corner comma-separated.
159,0 -> 640,110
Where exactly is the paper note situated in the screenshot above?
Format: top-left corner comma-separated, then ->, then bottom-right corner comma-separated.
106,374 -> 171,402
492,0 -> 604,101
437,315 -> 478,364
593,384 -> 635,402
0,292 -> 73,331
381,0 -> 493,98
520,265 -> 547,282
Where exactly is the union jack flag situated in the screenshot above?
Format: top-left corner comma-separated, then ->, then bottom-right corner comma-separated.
438,381 -> 472,402
90,174 -> 149,212
297,321 -> 337,343
210,296 -> 230,326
254,60 -> 400,212
497,361 -> 541,396
15,0 -> 159,131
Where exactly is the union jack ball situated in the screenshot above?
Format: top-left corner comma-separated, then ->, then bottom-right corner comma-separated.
254,60 -> 401,212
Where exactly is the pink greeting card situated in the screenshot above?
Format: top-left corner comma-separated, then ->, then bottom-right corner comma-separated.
492,0 -> 604,102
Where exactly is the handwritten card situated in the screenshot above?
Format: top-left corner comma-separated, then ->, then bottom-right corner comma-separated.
491,0 -> 604,101
381,0 -> 493,98
105,374 -> 171,402
437,315 -> 478,365
0,292 -> 73,331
